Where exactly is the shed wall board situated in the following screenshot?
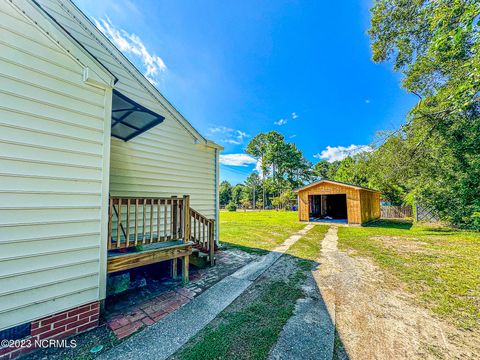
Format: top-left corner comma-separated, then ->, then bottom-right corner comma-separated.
298,182 -> 362,224
0,0 -> 111,331
297,181 -> 380,225
360,190 -> 381,223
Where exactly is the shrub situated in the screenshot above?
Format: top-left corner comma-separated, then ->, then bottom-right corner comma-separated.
226,201 -> 237,212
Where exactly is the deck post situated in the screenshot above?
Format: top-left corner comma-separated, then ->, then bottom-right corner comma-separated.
171,258 -> 178,279
182,255 -> 189,284
208,219 -> 215,266
183,195 -> 191,242
172,196 -> 178,239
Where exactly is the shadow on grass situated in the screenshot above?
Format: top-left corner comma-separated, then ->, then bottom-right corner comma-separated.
219,242 -> 270,256
363,219 -> 413,230
422,227 -> 456,234
174,239 -> 350,360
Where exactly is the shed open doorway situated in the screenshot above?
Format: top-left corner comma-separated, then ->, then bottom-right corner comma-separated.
308,194 -> 347,222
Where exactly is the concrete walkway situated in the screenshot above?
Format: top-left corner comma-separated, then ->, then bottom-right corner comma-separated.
268,226 -> 337,360
99,224 -> 315,360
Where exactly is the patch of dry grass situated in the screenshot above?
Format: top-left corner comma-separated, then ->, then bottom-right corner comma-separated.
338,220 -> 480,330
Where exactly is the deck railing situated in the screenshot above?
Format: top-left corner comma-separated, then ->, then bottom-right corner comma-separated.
108,195 -> 215,264
190,208 -> 215,266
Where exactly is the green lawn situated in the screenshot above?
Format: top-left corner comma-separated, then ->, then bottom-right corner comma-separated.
338,220 -> 480,330
220,210 -> 305,254
174,271 -> 306,360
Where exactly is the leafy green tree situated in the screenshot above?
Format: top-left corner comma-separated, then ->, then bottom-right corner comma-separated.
219,181 -> 232,206
240,198 -> 252,210
369,0 -> 480,228
226,201 -> 237,212
271,189 -> 297,210
244,172 -> 262,208
231,184 -> 244,206
333,154 -> 371,188
313,160 -> 330,179
255,199 -> 264,209
246,131 -> 311,194
326,161 -> 341,179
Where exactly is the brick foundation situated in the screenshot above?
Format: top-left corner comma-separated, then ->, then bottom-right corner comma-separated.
0,301 -> 100,360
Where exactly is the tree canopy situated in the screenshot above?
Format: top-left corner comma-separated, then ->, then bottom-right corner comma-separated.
245,131 -> 311,194
367,0 -> 480,228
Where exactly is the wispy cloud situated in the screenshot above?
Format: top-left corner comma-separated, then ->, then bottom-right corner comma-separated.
220,154 -> 258,166
208,126 -> 249,145
208,126 -> 233,134
289,134 -> 297,139
314,144 -> 373,162
224,139 -> 241,145
93,17 -> 167,85
365,99 -> 371,104
274,112 -> 297,126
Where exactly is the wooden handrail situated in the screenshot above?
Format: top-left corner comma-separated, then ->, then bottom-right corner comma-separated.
108,196 -> 216,265
108,196 -> 185,249
189,207 -> 216,265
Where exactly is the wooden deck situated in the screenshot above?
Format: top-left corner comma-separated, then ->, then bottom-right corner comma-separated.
107,195 -> 215,284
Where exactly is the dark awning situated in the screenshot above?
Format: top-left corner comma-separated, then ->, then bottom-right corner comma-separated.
111,90 -> 165,141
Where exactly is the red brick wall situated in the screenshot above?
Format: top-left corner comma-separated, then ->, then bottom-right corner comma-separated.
0,301 -> 99,360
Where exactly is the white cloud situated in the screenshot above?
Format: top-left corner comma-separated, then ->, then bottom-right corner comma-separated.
208,126 -> 233,134
224,139 -> 241,145
314,144 -> 373,162
93,17 -> 167,85
365,99 -> 371,104
236,130 -> 248,139
291,112 -> 298,119
289,134 -> 297,139
208,126 -> 249,145
220,154 -> 258,167
274,118 -> 288,126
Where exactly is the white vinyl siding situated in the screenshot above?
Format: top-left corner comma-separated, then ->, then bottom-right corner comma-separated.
109,121 -> 216,218
35,0 -> 218,219
0,2 -> 110,331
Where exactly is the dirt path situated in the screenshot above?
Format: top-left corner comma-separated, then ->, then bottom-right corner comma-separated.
314,226 -> 480,360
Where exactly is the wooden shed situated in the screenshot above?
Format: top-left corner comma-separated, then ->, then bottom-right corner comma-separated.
296,180 -> 381,225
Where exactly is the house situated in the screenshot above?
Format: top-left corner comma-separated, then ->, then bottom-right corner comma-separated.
0,0 -> 221,357
296,179 -> 380,225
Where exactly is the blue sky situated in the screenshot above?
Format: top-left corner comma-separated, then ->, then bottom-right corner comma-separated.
75,0 -> 417,184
